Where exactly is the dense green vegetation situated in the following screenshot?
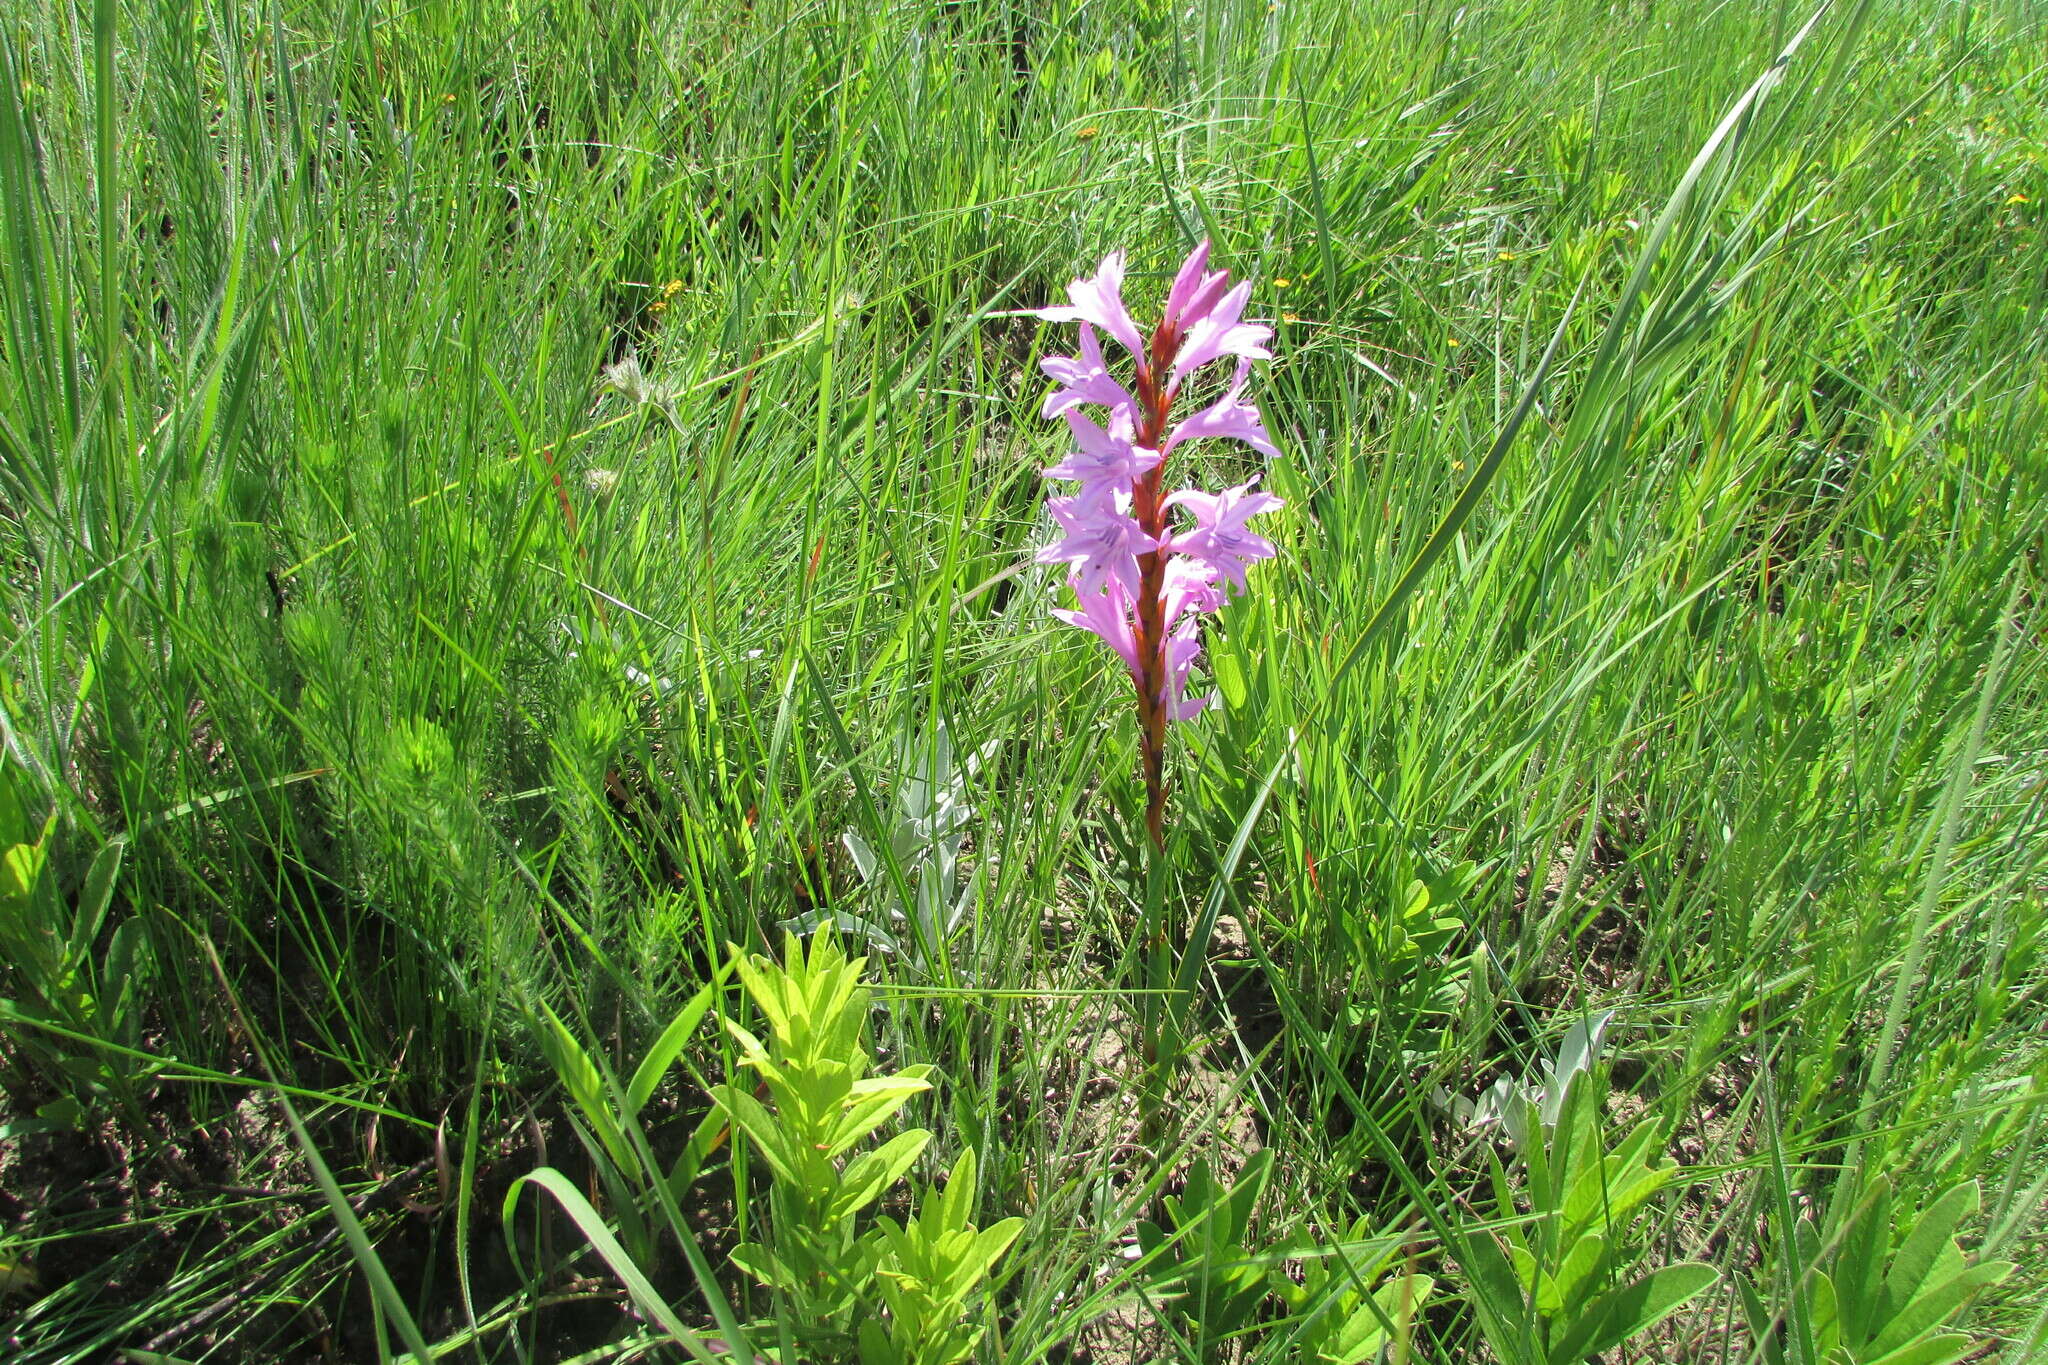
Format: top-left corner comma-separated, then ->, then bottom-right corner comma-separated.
2,0 -> 2043,1360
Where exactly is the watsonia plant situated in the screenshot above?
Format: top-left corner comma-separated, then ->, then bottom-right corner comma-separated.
1032,240 -> 1284,852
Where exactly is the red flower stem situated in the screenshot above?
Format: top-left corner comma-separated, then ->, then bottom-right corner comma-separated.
1129,323 -> 1179,854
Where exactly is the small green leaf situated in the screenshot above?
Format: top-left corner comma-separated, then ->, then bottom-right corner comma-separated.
1459,1231 -> 1539,1364
1736,1276 -> 1787,1365
1324,1273 -> 1435,1365
1867,1261 -> 2013,1358
35,1094 -> 83,1130
937,1145 -> 978,1233
1546,1262 -> 1718,1365
0,1258 -> 40,1299
64,837 -> 126,972
959,1216 -> 1024,1288
1862,1333 -> 1975,1365
510,1168 -> 732,1362
710,1084 -> 799,1185
834,1128 -> 932,1222
0,769 -> 26,848
2,840 -> 46,906
827,1068 -> 935,1158
729,1240 -> 791,1291
1837,1179 -> 1893,1345
1810,1269 -> 1841,1357
626,969 -> 727,1120
536,1004 -> 632,1171
1880,1182 -> 1978,1320
1212,645 -> 1248,708
1547,1229 -> 1607,1311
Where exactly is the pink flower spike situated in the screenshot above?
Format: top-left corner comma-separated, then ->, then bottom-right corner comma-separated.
1037,487 -> 1157,598
1163,359 -> 1277,458
1166,478 -> 1285,593
1040,325 -> 1140,423
1037,251 -> 1149,374
1043,408 -> 1162,492
1170,280 -> 1273,386
1051,574 -> 1142,679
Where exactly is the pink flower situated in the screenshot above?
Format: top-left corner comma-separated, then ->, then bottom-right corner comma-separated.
1160,618 -> 1211,721
1051,574 -> 1142,680
1043,408 -> 1162,494
1037,486 -> 1157,598
1163,359 -> 1277,459
1163,240 -> 1230,334
1036,251 -> 1149,374
1040,325 -> 1139,424
1169,280 -> 1272,387
1166,479 -> 1285,593
1163,556 -> 1225,626
1031,239 -> 1283,761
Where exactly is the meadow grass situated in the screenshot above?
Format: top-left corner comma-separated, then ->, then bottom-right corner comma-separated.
1,0 -> 2044,1360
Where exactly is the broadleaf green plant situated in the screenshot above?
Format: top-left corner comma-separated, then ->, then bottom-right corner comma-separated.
787,719 -> 996,981
1458,1066 -> 1716,1364
1133,1148 -> 1277,1359
1271,1224 -> 1435,1365
0,784 -> 153,1133
526,963 -> 731,1271
1740,1178 -> 2015,1365
713,932 -> 1016,1361
860,1146 -> 1023,1365
506,964 -> 753,1361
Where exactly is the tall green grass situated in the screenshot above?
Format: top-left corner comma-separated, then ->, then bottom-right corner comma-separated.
1,0 -> 2043,1359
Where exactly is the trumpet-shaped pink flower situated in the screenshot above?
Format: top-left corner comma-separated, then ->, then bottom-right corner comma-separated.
1163,359 -> 1276,458
1040,325 -> 1139,424
1165,479 -> 1284,594
1037,487 -> 1157,598
1161,618 -> 1211,721
1169,280 -> 1271,387
1163,240 -> 1229,334
1043,408 -> 1162,493
1163,556 -> 1225,626
1051,574 -> 1141,679
1035,250 -> 1149,374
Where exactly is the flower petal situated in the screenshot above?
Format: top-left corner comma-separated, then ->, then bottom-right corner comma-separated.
1043,408 -> 1162,492
1163,359 -> 1277,458
1038,488 -> 1157,598
1041,325 -> 1141,422
1051,574 -> 1143,677
1163,240 -> 1213,330
1038,251 -> 1149,372
1165,479 -> 1284,592
1170,281 -> 1272,385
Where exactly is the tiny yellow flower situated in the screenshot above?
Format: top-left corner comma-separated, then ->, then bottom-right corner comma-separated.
663,278 -> 684,296
1274,277 -> 1291,289
1445,336 -> 1461,348
2006,193 -> 2029,206
1282,313 -> 1301,324
1497,250 -> 1515,261
649,298 -> 668,314
1075,126 -> 1100,141
444,93 -> 456,102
